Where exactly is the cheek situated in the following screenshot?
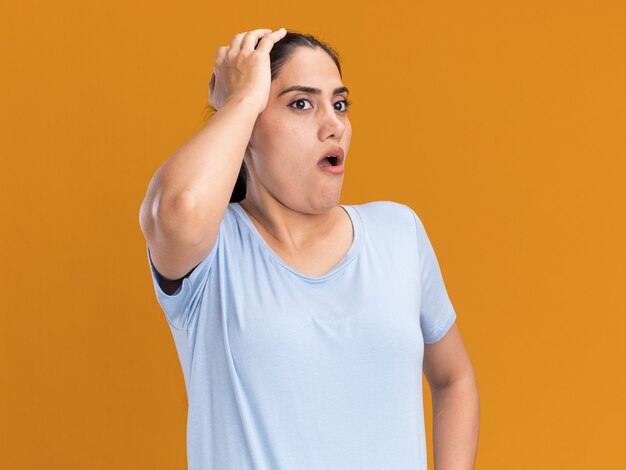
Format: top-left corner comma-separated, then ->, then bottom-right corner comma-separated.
252,114 -> 319,171
266,119 -> 310,154
250,121 -> 281,152
269,114 -> 307,137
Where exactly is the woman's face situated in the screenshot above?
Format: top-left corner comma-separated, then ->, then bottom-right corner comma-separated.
244,46 -> 352,214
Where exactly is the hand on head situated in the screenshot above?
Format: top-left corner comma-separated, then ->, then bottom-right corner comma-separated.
209,28 -> 287,115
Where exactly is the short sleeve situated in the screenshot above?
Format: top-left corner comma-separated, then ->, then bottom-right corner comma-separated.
145,233 -> 219,331
408,207 -> 457,344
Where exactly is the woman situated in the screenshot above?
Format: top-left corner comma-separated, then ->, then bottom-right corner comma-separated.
139,28 -> 480,470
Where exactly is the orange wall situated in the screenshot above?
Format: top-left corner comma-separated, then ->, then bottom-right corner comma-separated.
1,0 -> 624,468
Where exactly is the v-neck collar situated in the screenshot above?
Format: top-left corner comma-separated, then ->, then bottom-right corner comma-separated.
231,202 -> 364,283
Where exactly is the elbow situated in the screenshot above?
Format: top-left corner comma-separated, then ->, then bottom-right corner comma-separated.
139,191 -> 200,243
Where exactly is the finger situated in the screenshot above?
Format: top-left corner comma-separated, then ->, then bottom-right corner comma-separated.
255,28 -> 287,55
229,32 -> 247,54
241,28 -> 273,51
215,46 -> 228,64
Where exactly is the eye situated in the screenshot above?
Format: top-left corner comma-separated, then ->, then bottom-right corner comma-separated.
288,98 -> 353,113
335,99 -> 352,112
288,98 -> 313,111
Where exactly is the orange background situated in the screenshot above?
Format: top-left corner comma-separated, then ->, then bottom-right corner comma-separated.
1,0 -> 624,468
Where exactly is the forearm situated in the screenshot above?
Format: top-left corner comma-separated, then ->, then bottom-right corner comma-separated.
430,374 -> 480,470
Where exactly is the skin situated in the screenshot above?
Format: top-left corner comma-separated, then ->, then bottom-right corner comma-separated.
237,46 -> 353,274
424,323 -> 480,469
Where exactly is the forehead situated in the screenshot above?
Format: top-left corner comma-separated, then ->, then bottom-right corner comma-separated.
273,47 -> 341,87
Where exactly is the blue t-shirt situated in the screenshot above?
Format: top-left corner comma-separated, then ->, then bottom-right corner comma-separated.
146,200 -> 457,470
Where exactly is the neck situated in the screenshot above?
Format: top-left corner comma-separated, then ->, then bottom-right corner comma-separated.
238,195 -> 339,254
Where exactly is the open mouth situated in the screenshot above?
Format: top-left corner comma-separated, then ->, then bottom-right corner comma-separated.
318,146 -> 345,169
319,155 -> 340,167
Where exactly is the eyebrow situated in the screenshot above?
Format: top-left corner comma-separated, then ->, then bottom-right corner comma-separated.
277,85 -> 350,97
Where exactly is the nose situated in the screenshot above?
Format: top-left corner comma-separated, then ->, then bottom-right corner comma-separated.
317,102 -> 346,141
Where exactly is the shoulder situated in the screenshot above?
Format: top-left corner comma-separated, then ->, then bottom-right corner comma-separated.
348,200 -> 422,251
215,202 -> 245,235
350,200 -> 419,228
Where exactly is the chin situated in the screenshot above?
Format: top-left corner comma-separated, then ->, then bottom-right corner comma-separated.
317,189 -> 342,210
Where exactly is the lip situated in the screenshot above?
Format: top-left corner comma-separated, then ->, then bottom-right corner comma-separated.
318,161 -> 344,174
317,146 -> 345,166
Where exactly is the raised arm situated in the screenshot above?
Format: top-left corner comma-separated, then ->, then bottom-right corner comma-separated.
138,28 -> 286,288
